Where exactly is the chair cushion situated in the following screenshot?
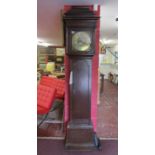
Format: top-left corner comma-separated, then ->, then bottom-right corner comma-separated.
37,105 -> 49,114
37,84 -> 56,114
39,76 -> 65,99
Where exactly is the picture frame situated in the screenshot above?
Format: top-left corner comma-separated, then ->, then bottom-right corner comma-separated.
100,46 -> 106,54
56,48 -> 65,56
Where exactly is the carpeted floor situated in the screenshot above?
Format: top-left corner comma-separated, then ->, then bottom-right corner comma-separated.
97,80 -> 118,138
37,139 -> 118,155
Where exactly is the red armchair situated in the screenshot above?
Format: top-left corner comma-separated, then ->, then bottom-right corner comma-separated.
38,76 -> 65,128
39,76 -> 65,100
37,84 -> 56,126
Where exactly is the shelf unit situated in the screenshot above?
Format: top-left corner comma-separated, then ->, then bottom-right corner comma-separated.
37,46 -> 65,71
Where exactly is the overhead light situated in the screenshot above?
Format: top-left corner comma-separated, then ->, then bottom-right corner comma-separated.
103,39 -> 113,44
93,4 -> 98,11
101,39 -> 117,46
37,42 -> 51,47
37,38 -> 51,47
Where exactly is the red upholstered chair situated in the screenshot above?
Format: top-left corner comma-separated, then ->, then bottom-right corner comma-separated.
39,76 -> 65,99
37,84 -> 56,127
50,78 -> 65,99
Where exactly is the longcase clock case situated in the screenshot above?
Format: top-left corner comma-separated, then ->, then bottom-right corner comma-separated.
63,6 -> 100,150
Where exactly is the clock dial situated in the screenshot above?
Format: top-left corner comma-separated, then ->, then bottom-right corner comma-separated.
72,31 -> 91,51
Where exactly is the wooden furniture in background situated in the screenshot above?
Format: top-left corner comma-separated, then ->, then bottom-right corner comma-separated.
100,73 -> 104,94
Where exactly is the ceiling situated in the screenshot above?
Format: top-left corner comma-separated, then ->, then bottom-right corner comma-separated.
37,0 -> 118,47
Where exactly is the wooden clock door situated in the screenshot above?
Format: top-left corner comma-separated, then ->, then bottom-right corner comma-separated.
63,6 -> 100,150
70,57 -> 92,120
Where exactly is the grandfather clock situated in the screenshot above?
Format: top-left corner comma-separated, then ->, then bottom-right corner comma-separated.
63,6 -> 100,150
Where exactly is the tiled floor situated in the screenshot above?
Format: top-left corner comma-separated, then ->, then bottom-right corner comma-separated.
37,79 -> 118,139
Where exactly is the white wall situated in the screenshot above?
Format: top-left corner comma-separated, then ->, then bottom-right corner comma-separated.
99,44 -> 118,79
99,63 -> 118,79
111,44 -> 118,52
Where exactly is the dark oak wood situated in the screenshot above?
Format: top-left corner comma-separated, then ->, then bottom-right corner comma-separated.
63,6 -> 100,151
70,57 -> 91,119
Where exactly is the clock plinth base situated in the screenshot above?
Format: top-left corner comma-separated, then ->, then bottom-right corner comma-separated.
65,120 -> 99,151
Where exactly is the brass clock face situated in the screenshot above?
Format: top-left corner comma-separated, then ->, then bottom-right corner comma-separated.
72,31 -> 91,52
